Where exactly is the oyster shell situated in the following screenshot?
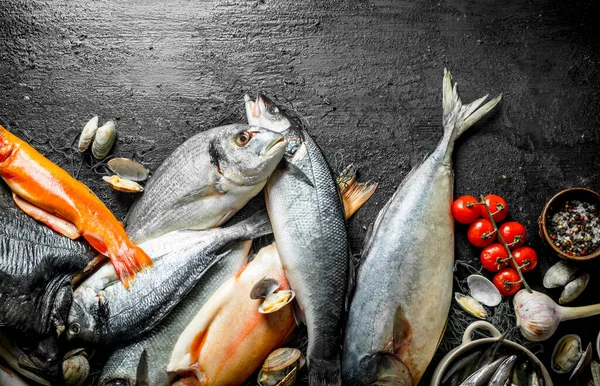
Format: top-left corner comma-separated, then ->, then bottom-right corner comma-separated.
107,158 -> 149,182
454,293 -> 486,319
559,273 -> 589,305
543,261 -> 577,289
467,274 -> 502,307
91,120 -> 116,160
551,334 -> 581,374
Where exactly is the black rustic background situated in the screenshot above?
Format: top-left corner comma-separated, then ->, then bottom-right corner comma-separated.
1,0 -> 600,385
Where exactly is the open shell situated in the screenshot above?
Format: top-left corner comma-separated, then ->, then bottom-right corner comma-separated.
591,361 -> 600,386
107,158 -> 149,182
570,342 -> 592,380
103,175 -> 144,193
543,261 -> 577,289
259,290 -> 295,314
78,116 -> 98,152
258,366 -> 298,386
250,278 -> 281,300
91,120 -> 116,159
467,274 -> 502,307
559,273 -> 590,305
262,348 -> 305,373
454,293 -> 486,319
551,334 -> 582,374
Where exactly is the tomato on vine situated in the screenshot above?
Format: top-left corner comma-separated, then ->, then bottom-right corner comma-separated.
498,221 -> 526,249
467,218 -> 496,248
480,194 -> 508,222
510,246 -> 538,273
480,244 -> 508,272
493,268 -> 522,296
452,195 -> 480,224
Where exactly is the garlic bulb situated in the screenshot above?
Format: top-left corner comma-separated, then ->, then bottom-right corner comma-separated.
514,289 -> 600,342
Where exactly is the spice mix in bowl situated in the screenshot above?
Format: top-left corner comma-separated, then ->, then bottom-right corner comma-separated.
539,187 -> 600,261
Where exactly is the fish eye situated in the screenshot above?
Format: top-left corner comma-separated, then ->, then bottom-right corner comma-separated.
68,323 -> 81,336
234,131 -> 254,147
266,105 -> 280,117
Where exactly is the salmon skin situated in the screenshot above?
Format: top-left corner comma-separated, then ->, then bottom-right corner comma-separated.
0,125 -> 152,287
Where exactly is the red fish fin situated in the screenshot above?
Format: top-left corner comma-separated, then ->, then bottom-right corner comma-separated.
13,193 -> 81,239
110,245 -> 153,289
342,181 -> 377,219
82,232 -> 109,255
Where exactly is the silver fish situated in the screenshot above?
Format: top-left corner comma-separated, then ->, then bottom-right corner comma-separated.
99,241 -> 252,386
66,210 -> 271,345
125,123 -> 286,243
488,355 -> 517,386
246,94 -> 350,385
459,356 -> 508,386
342,69 -> 502,385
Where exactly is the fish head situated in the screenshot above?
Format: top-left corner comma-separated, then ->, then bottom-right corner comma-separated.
244,94 -> 294,133
213,124 -> 287,186
0,332 -> 62,384
66,287 -> 99,343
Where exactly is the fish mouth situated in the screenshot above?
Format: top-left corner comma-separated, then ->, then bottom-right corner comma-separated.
261,136 -> 286,157
244,94 -> 260,119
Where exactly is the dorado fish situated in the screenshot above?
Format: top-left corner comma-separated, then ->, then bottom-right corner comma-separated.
168,243 -> 296,385
66,210 -> 272,345
342,69 -> 502,385
0,125 -> 152,287
245,94 -> 350,385
99,241 -> 253,386
125,124 -> 286,243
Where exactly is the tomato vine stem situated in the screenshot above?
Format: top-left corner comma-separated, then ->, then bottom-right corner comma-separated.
479,195 -> 532,293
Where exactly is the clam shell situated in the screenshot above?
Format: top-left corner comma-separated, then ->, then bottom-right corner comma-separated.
262,348 -> 304,373
467,274 -> 502,307
551,334 -> 582,374
250,278 -> 281,300
278,366 -> 298,386
107,158 -> 149,182
570,342 -> 592,380
259,290 -> 295,314
91,120 -> 116,159
591,361 -> 600,386
62,352 -> 89,386
559,273 -> 590,305
103,175 -> 144,193
78,116 -> 98,152
454,293 -> 486,319
543,261 -> 577,289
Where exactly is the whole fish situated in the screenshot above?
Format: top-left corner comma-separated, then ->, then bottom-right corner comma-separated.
342,69 -> 502,385
245,94 -> 350,385
0,125 -> 151,287
459,356 -> 508,386
125,124 -> 286,243
66,210 -> 271,345
168,243 -> 297,385
0,181 -> 95,337
99,241 -> 253,386
488,355 -> 517,386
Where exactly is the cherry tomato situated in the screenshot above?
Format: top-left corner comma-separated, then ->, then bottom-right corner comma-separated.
493,268 -> 522,296
467,218 -> 496,248
480,194 -> 508,222
452,195 -> 481,224
498,221 -> 527,249
510,246 -> 538,273
480,243 -> 509,272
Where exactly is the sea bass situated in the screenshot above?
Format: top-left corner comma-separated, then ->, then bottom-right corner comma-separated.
342,69 -> 501,385
99,241 -> 253,386
125,124 -> 286,243
245,94 -> 350,385
66,210 -> 271,345
0,125 -> 151,287
0,181 -> 95,337
168,243 -> 297,385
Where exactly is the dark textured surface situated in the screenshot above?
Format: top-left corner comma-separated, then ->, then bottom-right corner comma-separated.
1,0 -> 600,384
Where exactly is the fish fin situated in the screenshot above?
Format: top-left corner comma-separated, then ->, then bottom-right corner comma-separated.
373,353 -> 413,385
308,357 -> 342,386
282,159 -> 315,188
442,68 -> 502,140
342,181 -> 377,219
250,277 -> 281,299
135,349 -> 149,386
12,193 -> 82,239
392,306 -> 412,358
337,163 -> 357,195
228,209 -> 273,241
172,184 -> 226,209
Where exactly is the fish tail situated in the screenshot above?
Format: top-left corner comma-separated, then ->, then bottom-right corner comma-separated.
342,181 -> 377,219
229,209 -> 273,240
309,358 -> 342,386
110,243 -> 153,289
442,68 -> 502,142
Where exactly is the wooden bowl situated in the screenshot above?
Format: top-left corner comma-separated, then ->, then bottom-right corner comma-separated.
539,187 -> 600,261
